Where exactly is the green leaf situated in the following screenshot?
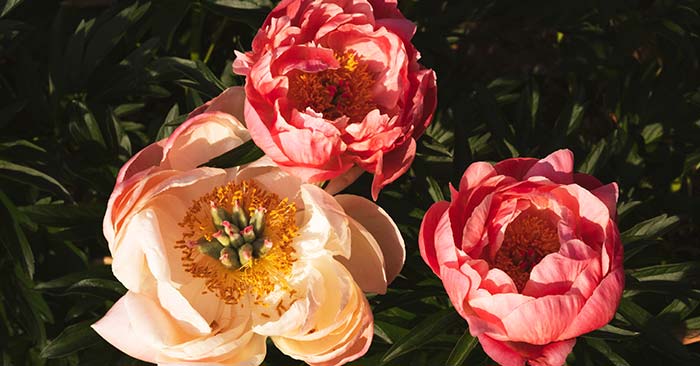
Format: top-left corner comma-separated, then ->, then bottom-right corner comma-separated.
621,214 -> 680,245
152,57 -> 226,99
585,338 -> 630,366
0,189 -> 35,278
579,138 -> 606,175
199,139 -> 264,169
19,203 -> 103,227
203,0 -> 272,28
157,103 -> 187,140
40,321 -> 100,359
82,1 -> 151,76
0,0 -> 23,18
445,329 -> 478,366
641,123 -> 664,145
0,160 -> 71,199
381,310 -> 460,364
426,176 -> 445,202
627,262 -> 700,282
66,279 -> 126,298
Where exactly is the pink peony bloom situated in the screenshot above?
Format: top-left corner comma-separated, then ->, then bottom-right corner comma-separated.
94,87 -> 405,366
233,0 -> 437,199
418,150 -> 624,366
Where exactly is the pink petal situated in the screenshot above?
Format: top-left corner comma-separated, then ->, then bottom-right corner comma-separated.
271,45 -> 340,75
335,194 -> 405,286
494,157 -> 538,180
116,140 -> 165,185
522,253 -> 596,298
591,182 -> 619,218
370,138 -> 416,200
524,149 -> 574,184
459,162 -> 498,192
418,201 -> 450,276
324,165 -> 364,195
500,294 -> 585,344
525,338 -> 576,366
558,267 -> 625,340
481,268 -> 518,294
477,334 -> 527,366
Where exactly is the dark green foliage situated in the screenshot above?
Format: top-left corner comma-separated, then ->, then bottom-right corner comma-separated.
0,0 -> 699,365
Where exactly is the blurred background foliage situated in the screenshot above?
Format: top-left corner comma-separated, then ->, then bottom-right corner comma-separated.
1,0 -> 699,365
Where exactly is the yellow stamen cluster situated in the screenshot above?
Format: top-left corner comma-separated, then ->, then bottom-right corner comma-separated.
492,209 -> 560,291
177,180 -> 298,304
287,50 -> 375,122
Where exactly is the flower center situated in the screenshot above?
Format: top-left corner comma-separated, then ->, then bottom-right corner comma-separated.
177,180 -> 298,304
491,209 -> 560,291
287,50 -> 375,122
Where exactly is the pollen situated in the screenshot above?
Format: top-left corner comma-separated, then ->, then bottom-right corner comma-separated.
176,180 -> 298,304
491,209 -> 560,291
287,50 -> 375,122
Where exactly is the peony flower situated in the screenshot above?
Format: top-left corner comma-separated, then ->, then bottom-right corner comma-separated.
418,150 -> 624,366
233,0 -> 437,199
93,87 -> 405,366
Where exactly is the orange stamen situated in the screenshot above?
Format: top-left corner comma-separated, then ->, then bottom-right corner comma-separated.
287,50 -> 375,122
491,209 -> 560,291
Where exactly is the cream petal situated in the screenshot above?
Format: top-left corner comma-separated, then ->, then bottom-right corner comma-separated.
271,260 -> 373,366
334,215 -> 388,294
297,184 -> 351,258
92,293 -> 160,363
334,194 -> 405,285
162,112 -> 250,171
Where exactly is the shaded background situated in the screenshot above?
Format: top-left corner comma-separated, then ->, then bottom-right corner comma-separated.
1,0 -> 700,365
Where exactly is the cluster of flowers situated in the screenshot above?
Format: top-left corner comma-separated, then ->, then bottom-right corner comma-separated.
93,1 -> 623,366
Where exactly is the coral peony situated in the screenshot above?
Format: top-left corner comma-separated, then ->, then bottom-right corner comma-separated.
233,0 -> 437,199
418,150 -> 624,366
93,87 -> 405,366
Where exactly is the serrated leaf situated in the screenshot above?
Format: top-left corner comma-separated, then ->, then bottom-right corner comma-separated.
381,309 -> 460,364
199,139 -> 264,168
621,214 -> 680,245
445,329 -> 478,366
40,321 -> 100,359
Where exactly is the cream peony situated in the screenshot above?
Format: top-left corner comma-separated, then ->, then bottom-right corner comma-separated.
93,87 -> 405,366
